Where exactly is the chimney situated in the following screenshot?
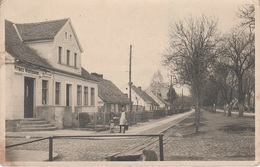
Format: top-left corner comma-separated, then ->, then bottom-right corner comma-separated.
138,86 -> 142,90
91,73 -> 103,79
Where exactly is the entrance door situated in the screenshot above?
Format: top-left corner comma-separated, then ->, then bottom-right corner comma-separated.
24,77 -> 34,118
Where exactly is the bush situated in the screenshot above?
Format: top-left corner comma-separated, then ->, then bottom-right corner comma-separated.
78,112 -> 91,128
167,110 -> 174,116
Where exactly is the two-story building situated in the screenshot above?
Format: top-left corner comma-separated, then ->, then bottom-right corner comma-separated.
5,18 -> 99,130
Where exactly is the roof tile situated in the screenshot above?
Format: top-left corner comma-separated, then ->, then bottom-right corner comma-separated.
5,20 -> 53,69
15,18 -> 68,42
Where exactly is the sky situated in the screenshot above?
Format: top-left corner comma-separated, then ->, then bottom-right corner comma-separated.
0,0 -> 253,95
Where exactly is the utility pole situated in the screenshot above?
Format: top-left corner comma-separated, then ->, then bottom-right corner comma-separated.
129,45 -> 133,123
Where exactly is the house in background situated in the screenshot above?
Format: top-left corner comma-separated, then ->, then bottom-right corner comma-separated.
130,85 -> 159,111
4,18 -> 99,130
146,83 -> 170,102
91,73 -> 131,113
146,91 -> 170,110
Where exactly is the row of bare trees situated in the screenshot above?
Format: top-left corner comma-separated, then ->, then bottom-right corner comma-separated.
162,5 -> 255,133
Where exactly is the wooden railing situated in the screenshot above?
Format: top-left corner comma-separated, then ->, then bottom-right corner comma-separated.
6,133 -> 164,161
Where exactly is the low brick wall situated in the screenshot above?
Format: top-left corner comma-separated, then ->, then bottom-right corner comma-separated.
34,107 -> 172,129
36,106 -> 74,129
5,119 -> 21,132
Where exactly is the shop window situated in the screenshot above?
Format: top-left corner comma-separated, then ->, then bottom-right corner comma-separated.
42,80 -> 48,105
77,85 -> 82,105
84,86 -> 88,106
67,50 -> 70,65
58,46 -> 62,63
55,82 -> 60,105
91,87 -> 95,106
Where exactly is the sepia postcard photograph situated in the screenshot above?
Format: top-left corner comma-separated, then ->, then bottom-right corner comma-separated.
0,0 -> 259,166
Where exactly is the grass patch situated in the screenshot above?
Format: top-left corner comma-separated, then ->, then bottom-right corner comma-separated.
219,124 -> 255,134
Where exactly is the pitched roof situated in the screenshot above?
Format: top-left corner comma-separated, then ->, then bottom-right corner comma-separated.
156,93 -> 171,106
5,20 -> 53,69
5,19 -> 96,82
132,85 -> 159,106
146,83 -> 170,101
81,68 -> 99,82
92,75 -> 131,104
15,18 -> 68,42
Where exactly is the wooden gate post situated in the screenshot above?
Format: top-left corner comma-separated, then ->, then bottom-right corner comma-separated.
159,133 -> 164,161
49,136 -> 53,161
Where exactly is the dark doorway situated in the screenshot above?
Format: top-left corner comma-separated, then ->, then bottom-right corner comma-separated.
24,77 -> 34,118
66,84 -> 71,106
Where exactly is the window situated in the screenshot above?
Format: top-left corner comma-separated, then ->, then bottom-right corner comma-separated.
69,34 -> 72,41
65,32 -> 67,39
91,87 -> 95,106
67,50 -> 70,65
58,46 -> 62,63
42,80 -> 48,105
74,53 -> 77,67
55,82 -> 60,105
84,86 -> 88,106
77,85 -> 82,105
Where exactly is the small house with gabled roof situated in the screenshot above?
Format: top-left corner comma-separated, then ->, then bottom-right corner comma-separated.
131,85 -> 159,111
91,73 -> 131,113
146,91 -> 171,110
4,18 -> 98,130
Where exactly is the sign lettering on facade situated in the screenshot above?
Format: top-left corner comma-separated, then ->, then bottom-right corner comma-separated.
14,65 -> 39,76
14,65 -> 53,78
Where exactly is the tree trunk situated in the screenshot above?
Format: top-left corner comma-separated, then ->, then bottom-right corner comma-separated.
195,90 -> 200,133
213,103 -> 216,113
227,104 -> 232,117
237,75 -> 245,117
238,102 -> 244,117
247,94 -> 251,113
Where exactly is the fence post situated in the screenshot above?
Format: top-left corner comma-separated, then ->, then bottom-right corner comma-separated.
159,133 -> 164,161
49,136 -> 53,161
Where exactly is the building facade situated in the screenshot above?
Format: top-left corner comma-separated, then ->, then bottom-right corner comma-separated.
5,19 -> 98,129
130,85 -> 159,111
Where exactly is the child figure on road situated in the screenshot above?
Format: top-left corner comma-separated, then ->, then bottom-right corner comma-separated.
109,111 -> 115,133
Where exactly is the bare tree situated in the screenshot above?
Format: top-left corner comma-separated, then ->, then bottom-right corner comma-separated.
237,4 -> 255,31
201,79 -> 219,112
210,62 -> 238,116
220,31 -> 255,117
243,68 -> 255,113
163,16 -> 219,133
150,70 -> 164,97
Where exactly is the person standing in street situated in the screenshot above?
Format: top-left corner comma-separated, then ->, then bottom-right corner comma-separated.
119,108 -> 127,133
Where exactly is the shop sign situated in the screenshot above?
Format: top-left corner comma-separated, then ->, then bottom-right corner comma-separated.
14,65 -> 39,75
14,65 -> 53,78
